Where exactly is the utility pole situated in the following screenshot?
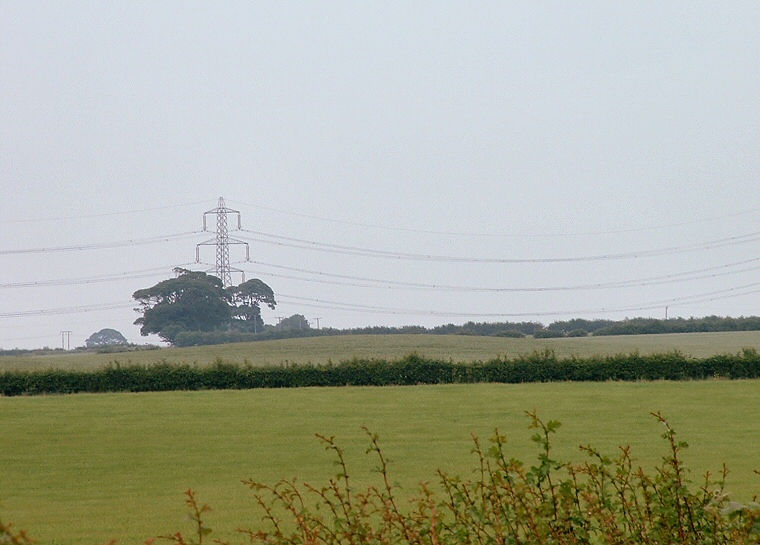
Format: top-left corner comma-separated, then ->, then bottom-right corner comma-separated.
196,197 -> 250,288
60,330 -> 72,350
313,317 -> 322,329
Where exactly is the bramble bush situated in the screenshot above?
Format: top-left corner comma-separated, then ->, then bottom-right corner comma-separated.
3,413 -> 759,543
0,519 -> 32,545
151,412 -> 760,545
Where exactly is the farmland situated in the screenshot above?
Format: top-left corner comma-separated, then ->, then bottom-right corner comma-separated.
3,330 -> 760,371
1,332 -> 760,544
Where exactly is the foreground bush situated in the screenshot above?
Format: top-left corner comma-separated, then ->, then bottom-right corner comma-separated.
155,412 -> 759,545
3,413 -> 758,543
0,518 -> 32,545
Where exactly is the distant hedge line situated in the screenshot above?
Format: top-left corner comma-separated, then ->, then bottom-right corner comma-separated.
172,316 -> 760,346
2,349 -> 760,396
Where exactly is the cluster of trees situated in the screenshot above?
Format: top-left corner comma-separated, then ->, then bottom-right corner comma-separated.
130,270 -> 760,346
438,316 -> 760,338
85,328 -> 128,348
171,314 -> 314,347
588,316 -> 760,336
133,269 -> 277,344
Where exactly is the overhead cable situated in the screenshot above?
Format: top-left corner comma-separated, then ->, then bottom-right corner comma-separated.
275,282 -> 760,319
0,231 -> 202,255
0,200 -> 212,224
0,301 -> 135,318
0,265 -> 194,289
237,256 -> 760,292
230,199 -> 760,238
238,228 -> 760,263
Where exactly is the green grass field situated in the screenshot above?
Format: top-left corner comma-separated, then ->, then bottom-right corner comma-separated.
4,330 -> 760,371
2,380 -> 759,545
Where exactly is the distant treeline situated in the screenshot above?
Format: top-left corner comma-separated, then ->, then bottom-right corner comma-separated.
583,316 -> 760,336
2,349 -> 760,396
4,316 -> 760,355
0,344 -> 160,357
170,315 -> 760,347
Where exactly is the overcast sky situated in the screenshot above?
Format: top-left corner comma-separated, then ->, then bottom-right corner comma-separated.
2,2 -> 759,349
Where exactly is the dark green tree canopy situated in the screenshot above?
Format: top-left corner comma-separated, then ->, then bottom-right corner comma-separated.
85,328 -> 128,348
278,314 -> 310,331
133,269 -> 276,344
228,278 -> 277,331
133,269 -> 232,343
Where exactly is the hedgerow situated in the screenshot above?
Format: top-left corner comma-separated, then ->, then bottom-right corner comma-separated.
2,349 -> 760,396
166,316 -> 760,346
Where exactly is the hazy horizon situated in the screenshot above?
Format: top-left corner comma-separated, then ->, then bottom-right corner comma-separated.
2,3 -> 759,349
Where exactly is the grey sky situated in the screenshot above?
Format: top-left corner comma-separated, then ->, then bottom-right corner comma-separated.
1,2 -> 759,349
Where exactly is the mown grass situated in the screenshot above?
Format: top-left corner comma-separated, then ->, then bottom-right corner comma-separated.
3,330 -> 760,371
1,381 -> 759,545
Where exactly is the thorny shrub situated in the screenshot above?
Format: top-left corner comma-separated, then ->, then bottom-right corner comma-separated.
156,411 -> 759,545
3,413 -> 758,544
0,519 -> 32,545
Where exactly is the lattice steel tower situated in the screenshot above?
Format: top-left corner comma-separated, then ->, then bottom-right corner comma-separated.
196,197 -> 250,287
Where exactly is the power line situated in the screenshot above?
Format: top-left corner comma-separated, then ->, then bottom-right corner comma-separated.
230,199 -> 760,238
2,334 -> 70,342
6,246 -> 754,295
0,301 -> 134,318
275,282 -> 760,320
237,228 -> 760,263
0,231 -> 202,255
0,265 -> 193,289
2,217 -> 756,266
0,200 -> 213,224
237,256 -> 760,293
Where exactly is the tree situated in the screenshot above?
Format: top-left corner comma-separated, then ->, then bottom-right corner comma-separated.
85,328 -> 128,348
228,278 -> 277,333
133,269 -> 232,344
278,314 -> 310,331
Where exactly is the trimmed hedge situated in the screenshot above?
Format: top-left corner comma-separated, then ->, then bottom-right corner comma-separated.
2,349 -> 760,396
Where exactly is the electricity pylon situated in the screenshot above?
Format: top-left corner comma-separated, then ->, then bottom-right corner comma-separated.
196,197 -> 250,287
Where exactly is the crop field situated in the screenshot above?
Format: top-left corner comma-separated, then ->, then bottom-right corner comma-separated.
1,380 -> 760,545
3,330 -> 760,371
